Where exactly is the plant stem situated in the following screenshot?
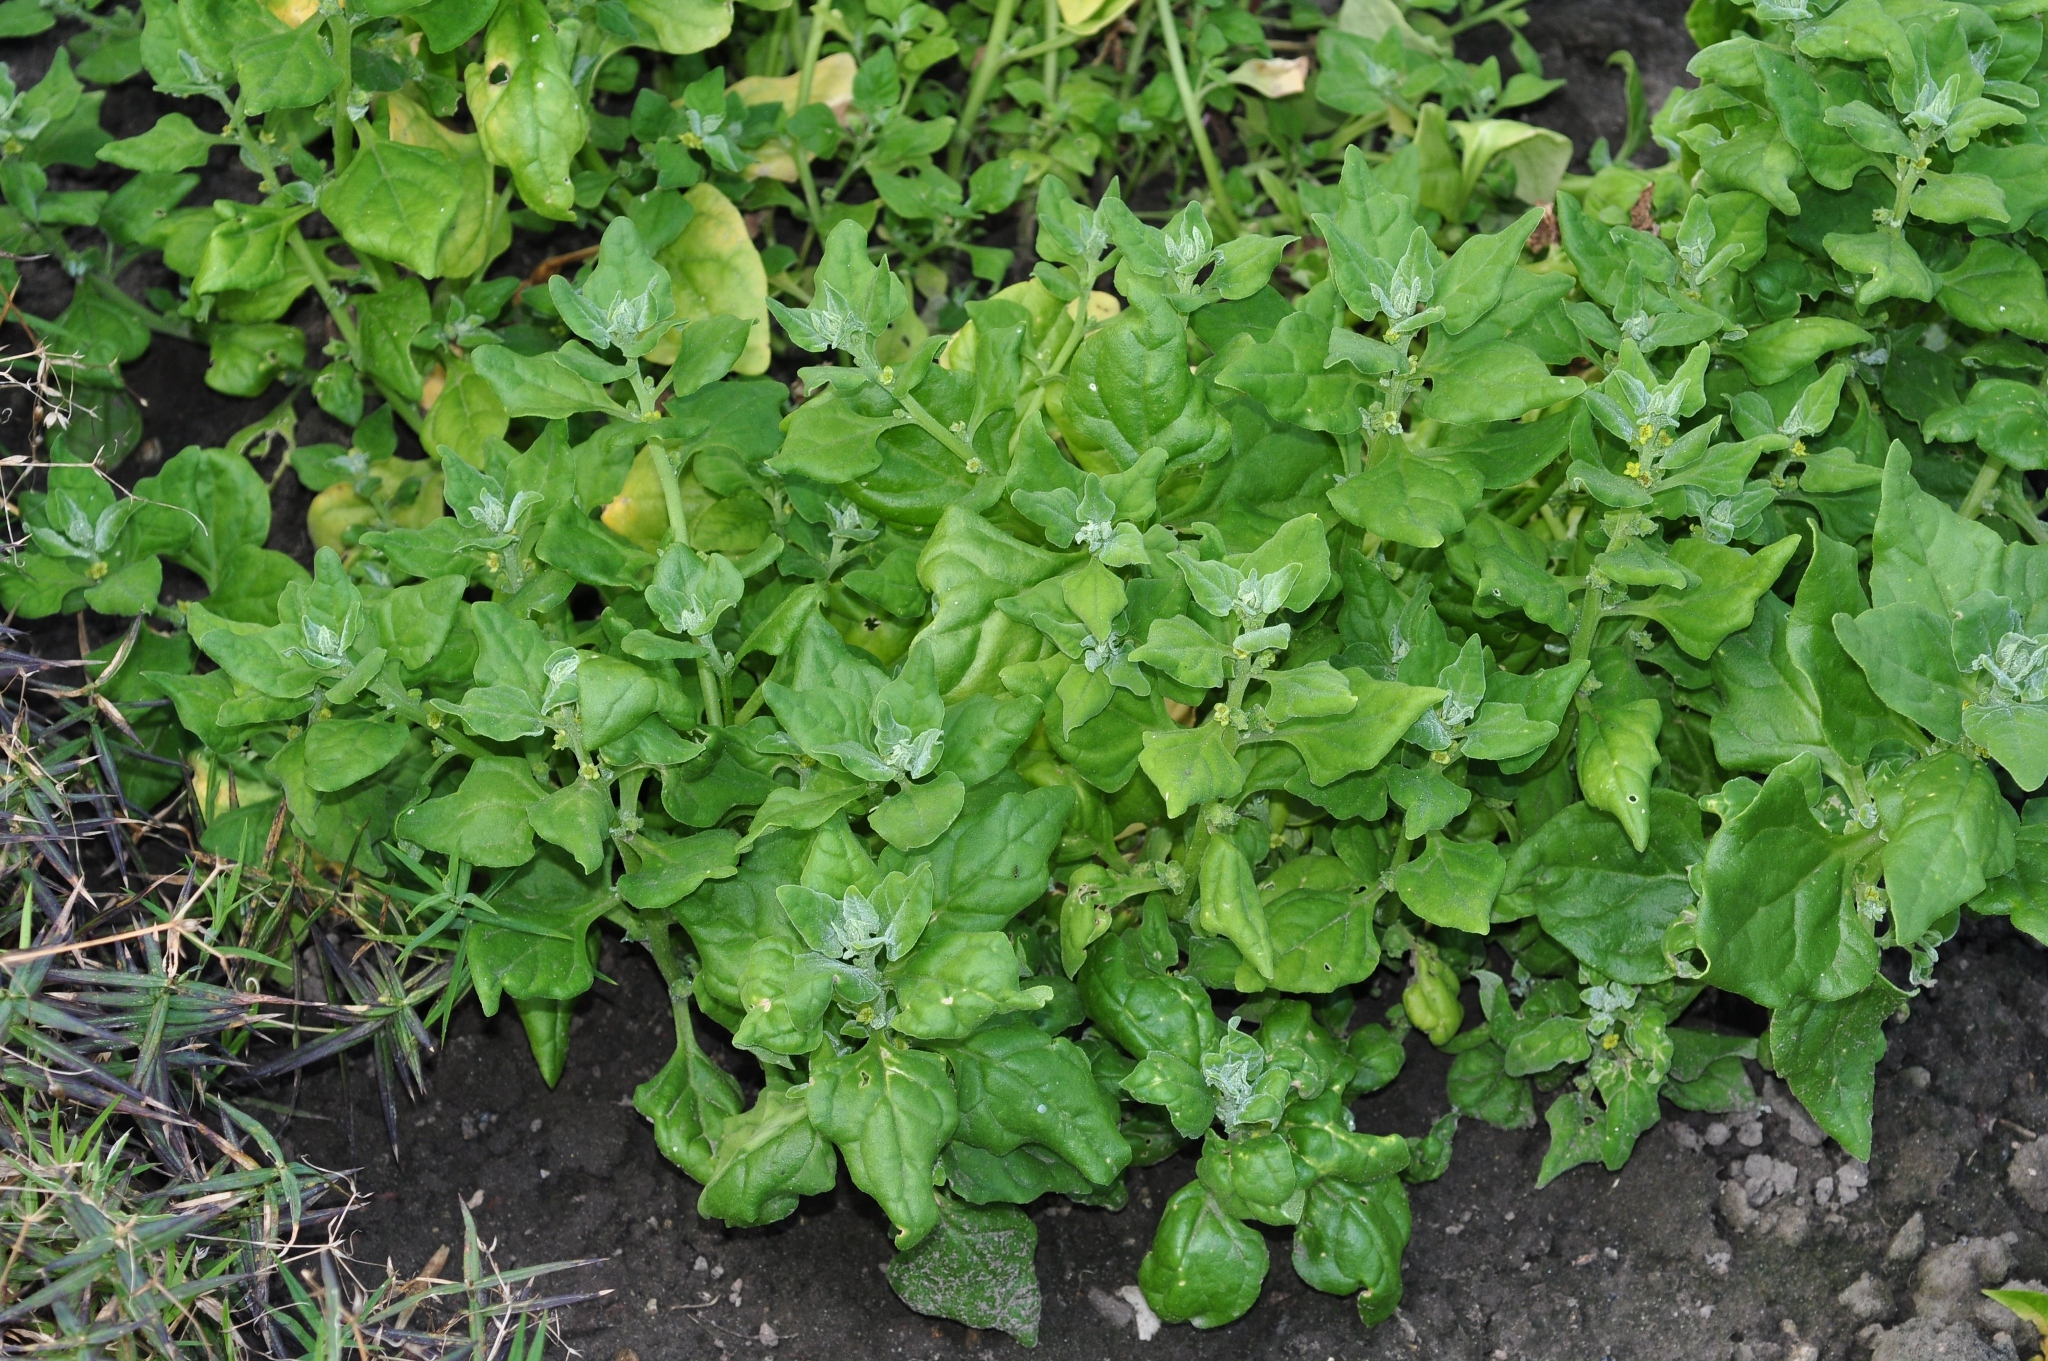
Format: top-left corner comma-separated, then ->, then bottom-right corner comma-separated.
1045,273 -> 1100,375
1959,453 -> 2007,521
1119,1 -> 1153,97
1569,577 -> 1605,662
84,274 -> 192,341
329,14 -> 355,172
1043,0 -> 1061,95
1152,0 -> 1239,238
948,0 -> 1022,178
649,440 -> 691,547
287,230 -> 359,358
1008,28 -> 1083,65
696,658 -> 727,728
792,0 -> 831,241
1443,0 -> 1525,35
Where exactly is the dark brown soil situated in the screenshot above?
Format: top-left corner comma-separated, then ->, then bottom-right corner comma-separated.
275,919 -> 2048,1361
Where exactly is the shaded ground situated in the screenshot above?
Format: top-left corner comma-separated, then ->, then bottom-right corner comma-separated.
275,919 -> 2048,1361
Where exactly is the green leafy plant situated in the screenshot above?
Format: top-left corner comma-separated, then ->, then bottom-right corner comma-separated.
10,0 -> 2048,1343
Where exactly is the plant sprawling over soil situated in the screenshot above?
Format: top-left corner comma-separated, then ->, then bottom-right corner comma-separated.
4,0 -> 2048,1343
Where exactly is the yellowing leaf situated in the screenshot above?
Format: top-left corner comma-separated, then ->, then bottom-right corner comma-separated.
1060,0 -> 1137,37
1228,57 -> 1310,99
307,459 -> 445,553
602,445 -> 672,549
940,282 -> 1120,371
649,184 -> 770,375
731,51 -> 857,117
263,0 -> 317,27
1453,119 -> 1573,207
627,0 -> 733,54
732,54 -> 858,180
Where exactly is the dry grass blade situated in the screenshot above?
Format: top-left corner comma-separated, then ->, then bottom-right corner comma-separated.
0,644 -> 594,1357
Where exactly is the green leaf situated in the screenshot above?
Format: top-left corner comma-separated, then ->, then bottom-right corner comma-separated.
1197,1129 -> 1306,1224
301,718 -> 409,793
526,779 -> 612,875
697,1086 -> 839,1228
1500,792 -> 1704,985
1938,238 -> 2048,341
233,21 -> 342,115
1197,835 -> 1276,979
870,772 -> 966,851
1267,670 -> 1445,785
883,784 -> 1072,936
1062,290 -> 1229,470
1911,170 -> 2008,225
1391,835 -> 1504,933
1138,1183 -> 1269,1329
1871,751 -> 2016,942
1575,696 -> 1662,853
464,0 -> 587,219
1822,228 -> 1937,307
634,995 -> 744,1183
511,996 -> 572,1085
1448,1041 -> 1538,1128
1077,929 -> 1222,1068
807,1039 -> 960,1249
888,931 -> 1050,1039
472,345 -> 628,419
1263,888 -> 1381,993
1503,1017 -> 1593,1078
1767,977 -> 1910,1162
1138,723 -> 1244,819
730,936 -> 833,1057
1290,1173 -> 1410,1320
96,113 -> 220,172
1617,536 -> 1801,660
1121,1050 -> 1215,1138
1922,379 -> 2048,472
1728,317 -> 1873,387
1833,603 -> 1968,741
1329,440 -> 1484,549
1422,341 -> 1585,424
952,1022 -> 1131,1183
885,1200 -> 1041,1346
395,756 -> 544,867
321,125 -> 469,278
465,851 -> 611,1015
1696,755 -> 1881,1010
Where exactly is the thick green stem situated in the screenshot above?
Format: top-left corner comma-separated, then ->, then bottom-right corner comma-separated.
649,439 -> 691,547
1007,29 -> 1083,65
696,658 -> 727,728
287,230 -> 359,358
1152,0 -> 1239,238
1959,453 -> 2007,521
948,0 -> 1022,177
1118,1 -> 1153,98
1569,579 -> 1606,663
642,912 -> 683,989
735,680 -> 770,724
790,0 -> 832,242
329,14 -> 355,172
1045,272 -> 1100,375
895,386 -> 978,464
1043,0 -> 1059,95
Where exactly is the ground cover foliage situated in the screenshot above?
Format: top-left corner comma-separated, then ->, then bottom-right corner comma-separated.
4,0 -> 2048,1345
